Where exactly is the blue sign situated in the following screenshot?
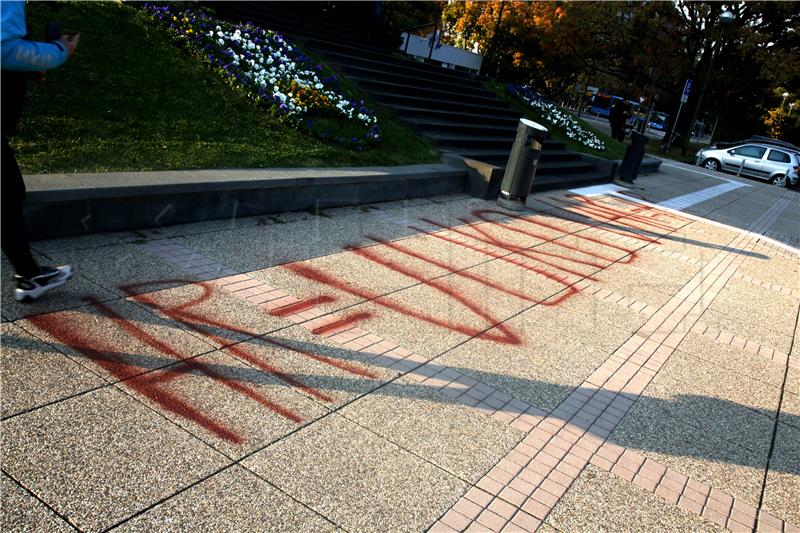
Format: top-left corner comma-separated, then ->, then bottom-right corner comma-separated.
681,79 -> 693,103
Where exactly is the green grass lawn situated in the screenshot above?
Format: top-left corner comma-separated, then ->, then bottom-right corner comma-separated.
11,2 -> 439,174
643,138 -> 706,164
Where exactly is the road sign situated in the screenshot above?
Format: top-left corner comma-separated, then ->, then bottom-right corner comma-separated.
681,79 -> 693,103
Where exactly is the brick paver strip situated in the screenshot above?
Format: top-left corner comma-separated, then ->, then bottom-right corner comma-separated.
731,272 -> 799,298
688,322 -> 797,369
429,192 -> 798,532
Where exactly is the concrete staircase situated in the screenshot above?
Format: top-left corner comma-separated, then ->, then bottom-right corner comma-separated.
209,2 -> 613,193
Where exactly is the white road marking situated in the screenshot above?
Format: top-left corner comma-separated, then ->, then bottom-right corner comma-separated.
656,181 -> 749,209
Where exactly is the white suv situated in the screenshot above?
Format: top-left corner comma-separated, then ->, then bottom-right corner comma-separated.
695,142 -> 800,187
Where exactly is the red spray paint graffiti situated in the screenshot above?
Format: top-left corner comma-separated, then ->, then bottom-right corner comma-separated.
280,198 -> 677,345
29,278 -> 380,444
25,195 -> 680,443
285,261 -> 524,345
470,209 -> 638,264
123,280 -> 378,387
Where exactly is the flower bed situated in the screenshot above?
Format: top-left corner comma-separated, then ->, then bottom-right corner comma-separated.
508,84 -> 606,151
143,4 -> 380,150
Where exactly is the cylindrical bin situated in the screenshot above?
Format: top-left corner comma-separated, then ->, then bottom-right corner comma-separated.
498,118 -> 548,211
618,131 -> 650,183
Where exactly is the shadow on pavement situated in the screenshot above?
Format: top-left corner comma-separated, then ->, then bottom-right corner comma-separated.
3,327 -> 795,476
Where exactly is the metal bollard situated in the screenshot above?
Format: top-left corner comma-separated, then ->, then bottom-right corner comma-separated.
498,118 -> 548,211
618,130 -> 650,183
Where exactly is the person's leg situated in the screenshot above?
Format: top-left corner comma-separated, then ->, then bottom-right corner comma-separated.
2,136 -> 73,301
1,135 -> 39,278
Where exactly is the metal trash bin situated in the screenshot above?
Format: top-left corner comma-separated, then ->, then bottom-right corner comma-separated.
619,131 -> 649,183
498,118 -> 548,211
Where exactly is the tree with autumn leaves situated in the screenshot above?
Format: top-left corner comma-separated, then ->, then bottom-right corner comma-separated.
435,0 -> 799,144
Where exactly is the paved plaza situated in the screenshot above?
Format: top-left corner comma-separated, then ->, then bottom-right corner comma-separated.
2,162 -> 799,532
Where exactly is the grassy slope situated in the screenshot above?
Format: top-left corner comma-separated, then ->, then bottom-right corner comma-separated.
12,2 -> 439,174
487,82 -> 628,161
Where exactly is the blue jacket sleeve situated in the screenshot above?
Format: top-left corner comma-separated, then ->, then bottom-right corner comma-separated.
1,1 -> 68,71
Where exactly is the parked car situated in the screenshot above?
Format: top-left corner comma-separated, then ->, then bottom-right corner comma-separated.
695,142 -> 800,187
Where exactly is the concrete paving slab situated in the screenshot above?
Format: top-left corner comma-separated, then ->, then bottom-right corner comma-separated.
176,215 -> 410,274
790,365 -> 800,396
438,293 -> 634,411
545,465 -> 724,532
527,197 -> 607,227
550,285 -> 652,336
130,212 -> 265,239
321,296 -> 469,361
462,212 -> 568,250
675,332 -> 787,390
734,253 -> 800,294
594,249 -> 704,308
644,349 -> 780,445
1,473 -> 74,532
554,230 -> 638,264
518,240 -> 604,281
339,375 -> 524,483
243,413 -> 466,533
2,174 -> 798,531
699,308 -> 794,354
781,389 -> 800,431
47,242 -> 191,297
127,281 -> 287,348
647,227 -> 735,264
253,230 -> 501,317
1,322 -> 106,418
30,231 -> 140,255
1,386 -> 230,531
121,350 -> 328,458
330,252 -> 576,360
19,297 -> 215,384
762,422 -> 800,526
241,326 -> 399,408
376,196 -> 520,235
708,278 -> 799,337
116,466 -> 335,532
673,219 -> 742,243
458,250 -> 575,305
609,395 -> 767,507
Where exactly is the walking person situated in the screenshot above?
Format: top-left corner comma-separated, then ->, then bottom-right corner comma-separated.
2,1 -> 80,301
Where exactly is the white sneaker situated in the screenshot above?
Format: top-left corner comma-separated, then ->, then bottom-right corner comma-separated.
14,265 -> 73,302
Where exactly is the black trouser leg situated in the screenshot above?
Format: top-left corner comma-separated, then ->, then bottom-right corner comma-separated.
2,136 -> 39,278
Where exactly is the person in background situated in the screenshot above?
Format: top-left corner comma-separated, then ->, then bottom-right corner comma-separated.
1,1 -> 79,301
609,100 -> 625,142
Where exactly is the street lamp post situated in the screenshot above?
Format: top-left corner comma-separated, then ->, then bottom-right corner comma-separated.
790,102 -> 796,117
681,10 -> 734,152
782,92 -> 790,110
